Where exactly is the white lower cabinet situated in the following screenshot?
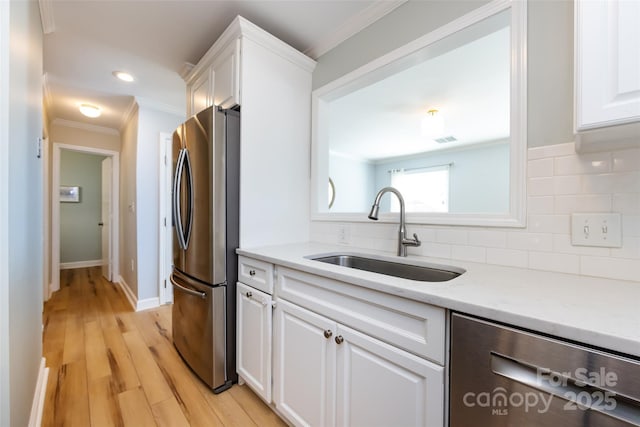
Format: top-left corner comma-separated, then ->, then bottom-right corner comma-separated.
273,299 -> 336,427
274,298 -> 444,427
236,282 -> 273,402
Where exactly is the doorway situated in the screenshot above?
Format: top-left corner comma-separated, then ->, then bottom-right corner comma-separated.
51,143 -> 119,295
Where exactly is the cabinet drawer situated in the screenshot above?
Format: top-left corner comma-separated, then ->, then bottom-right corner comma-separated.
276,267 -> 446,365
238,256 -> 274,294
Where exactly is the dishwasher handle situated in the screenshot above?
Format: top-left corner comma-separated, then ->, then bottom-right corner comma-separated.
491,352 -> 640,426
170,273 -> 206,299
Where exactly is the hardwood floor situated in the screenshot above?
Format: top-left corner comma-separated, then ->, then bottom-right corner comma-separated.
42,267 -> 286,427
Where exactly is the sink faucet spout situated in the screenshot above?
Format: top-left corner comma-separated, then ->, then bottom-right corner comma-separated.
368,187 -> 421,257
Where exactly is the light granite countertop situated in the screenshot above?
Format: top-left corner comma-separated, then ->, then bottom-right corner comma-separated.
237,242 -> 640,358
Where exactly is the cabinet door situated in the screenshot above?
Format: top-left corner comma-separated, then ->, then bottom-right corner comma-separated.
576,0 -> 640,130
335,324 -> 444,427
236,282 -> 272,402
189,68 -> 213,116
213,38 -> 240,108
273,299 -> 336,427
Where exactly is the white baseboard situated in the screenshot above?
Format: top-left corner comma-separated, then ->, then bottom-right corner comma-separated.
28,358 -> 49,427
117,276 -> 160,312
60,259 -> 102,270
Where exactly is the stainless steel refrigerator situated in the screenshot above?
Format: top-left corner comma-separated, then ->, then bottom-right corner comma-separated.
170,105 -> 239,393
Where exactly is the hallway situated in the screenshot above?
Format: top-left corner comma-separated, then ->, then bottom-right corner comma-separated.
42,267 -> 285,426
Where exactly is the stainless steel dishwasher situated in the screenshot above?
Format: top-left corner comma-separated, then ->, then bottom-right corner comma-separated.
450,313 -> 640,427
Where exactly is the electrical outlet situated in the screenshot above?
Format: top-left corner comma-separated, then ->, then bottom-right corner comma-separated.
337,225 -> 351,244
571,213 -> 622,248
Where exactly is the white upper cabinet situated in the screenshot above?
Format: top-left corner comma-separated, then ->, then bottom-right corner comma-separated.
575,0 -> 640,150
212,39 -> 240,109
189,68 -> 213,116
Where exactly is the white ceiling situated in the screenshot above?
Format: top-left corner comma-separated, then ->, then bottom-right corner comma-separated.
328,14 -> 511,161
43,0 -> 404,131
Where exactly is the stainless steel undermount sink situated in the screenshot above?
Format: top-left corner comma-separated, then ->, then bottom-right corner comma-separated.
307,253 -> 465,282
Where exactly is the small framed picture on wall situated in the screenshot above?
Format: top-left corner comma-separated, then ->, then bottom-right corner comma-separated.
60,186 -> 80,203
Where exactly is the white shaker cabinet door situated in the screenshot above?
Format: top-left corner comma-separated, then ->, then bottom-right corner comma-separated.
236,282 -> 272,403
273,299 -> 337,427
213,38 -> 240,109
335,324 -> 444,427
576,0 -> 640,130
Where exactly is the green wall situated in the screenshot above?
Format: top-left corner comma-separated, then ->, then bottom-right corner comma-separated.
60,150 -> 106,263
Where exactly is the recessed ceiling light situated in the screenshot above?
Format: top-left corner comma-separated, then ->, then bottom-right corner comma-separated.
79,103 -> 102,118
113,71 -> 134,82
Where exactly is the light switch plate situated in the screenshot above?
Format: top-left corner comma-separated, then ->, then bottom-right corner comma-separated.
571,213 -> 622,248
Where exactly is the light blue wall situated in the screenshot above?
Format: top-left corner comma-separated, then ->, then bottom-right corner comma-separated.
313,0 -> 574,148
329,153 -> 376,212
2,1 -> 44,425
373,143 -> 510,213
60,151 -> 106,263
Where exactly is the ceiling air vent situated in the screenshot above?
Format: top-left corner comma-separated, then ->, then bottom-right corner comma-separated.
435,136 -> 457,144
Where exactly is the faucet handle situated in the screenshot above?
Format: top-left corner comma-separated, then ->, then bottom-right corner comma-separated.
412,233 -> 421,247
402,233 -> 421,248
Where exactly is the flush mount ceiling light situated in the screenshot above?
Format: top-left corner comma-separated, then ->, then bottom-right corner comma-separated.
79,103 -> 102,118
112,71 -> 134,82
421,108 -> 446,139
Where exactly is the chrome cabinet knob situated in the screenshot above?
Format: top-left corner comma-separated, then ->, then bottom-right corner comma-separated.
249,270 -> 256,276
324,330 -> 333,339
335,335 -> 344,344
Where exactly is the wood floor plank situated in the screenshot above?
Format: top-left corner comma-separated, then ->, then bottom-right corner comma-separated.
118,387 -> 157,427
43,267 -> 286,427
122,329 -> 174,405
151,398 -> 191,427
85,320 -> 112,381
229,385 -> 287,427
88,375 -> 124,427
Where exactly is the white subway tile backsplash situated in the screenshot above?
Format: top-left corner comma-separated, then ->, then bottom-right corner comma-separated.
507,232 -> 554,252
553,175 -> 582,194
623,215 -> 640,237
528,142 -> 576,160
613,194 -> 640,214
420,242 -> 452,259
451,245 -> 486,263
486,248 -> 529,268
528,214 -> 570,234
436,229 -> 468,245
529,251 -> 580,274
309,141 -> 639,283
528,158 -> 554,177
580,256 -> 640,282
554,152 -> 612,175
612,148 -> 640,172
528,196 -> 555,214
528,177 -> 555,196
552,234 -> 611,256
610,237 -> 640,259
554,194 -> 612,214
468,230 -> 507,248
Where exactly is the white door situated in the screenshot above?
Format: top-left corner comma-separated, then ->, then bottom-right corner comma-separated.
335,324 -> 444,427
237,283 -> 273,402
100,157 -> 112,281
273,299 -> 336,427
159,133 -> 173,304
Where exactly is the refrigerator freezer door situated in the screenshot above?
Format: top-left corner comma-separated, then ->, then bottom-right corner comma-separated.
171,270 -> 228,391
172,106 -> 226,286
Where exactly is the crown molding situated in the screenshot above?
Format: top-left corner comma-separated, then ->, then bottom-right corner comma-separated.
119,98 -> 138,133
304,0 -> 407,59
52,118 -> 120,136
38,0 -> 55,34
179,62 -> 195,80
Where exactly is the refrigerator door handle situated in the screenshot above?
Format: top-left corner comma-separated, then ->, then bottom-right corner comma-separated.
182,148 -> 194,249
170,273 -> 206,299
173,148 -> 187,250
